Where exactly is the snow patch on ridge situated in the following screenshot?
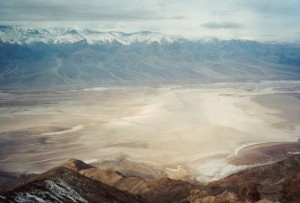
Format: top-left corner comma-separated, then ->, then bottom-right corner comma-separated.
44,179 -> 87,203
13,179 -> 87,203
0,26 -> 183,45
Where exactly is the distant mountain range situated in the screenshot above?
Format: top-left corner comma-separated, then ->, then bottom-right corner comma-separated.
0,26 -> 180,45
0,26 -> 299,88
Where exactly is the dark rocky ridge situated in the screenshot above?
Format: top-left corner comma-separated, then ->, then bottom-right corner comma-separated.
1,155 -> 300,202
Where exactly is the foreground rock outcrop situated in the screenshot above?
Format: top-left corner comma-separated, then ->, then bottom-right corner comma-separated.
1,155 -> 300,202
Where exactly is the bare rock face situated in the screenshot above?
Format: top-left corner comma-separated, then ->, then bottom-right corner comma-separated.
239,183 -> 261,202
211,154 -> 300,201
183,189 -> 239,203
281,172 -> 300,203
1,155 -> 300,202
0,166 -> 144,203
62,158 -> 95,172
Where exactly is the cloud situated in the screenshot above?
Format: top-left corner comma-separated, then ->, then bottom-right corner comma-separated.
237,0 -> 300,17
0,0 -> 299,41
260,34 -> 279,37
0,0 -> 183,22
201,22 -> 243,29
211,10 -> 238,16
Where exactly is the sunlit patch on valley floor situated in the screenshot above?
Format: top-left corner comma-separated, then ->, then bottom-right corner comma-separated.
0,81 -> 300,181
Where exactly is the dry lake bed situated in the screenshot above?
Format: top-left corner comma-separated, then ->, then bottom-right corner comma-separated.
1,81 -> 300,181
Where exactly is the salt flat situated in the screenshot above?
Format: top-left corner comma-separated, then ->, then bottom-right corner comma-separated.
0,82 -> 299,181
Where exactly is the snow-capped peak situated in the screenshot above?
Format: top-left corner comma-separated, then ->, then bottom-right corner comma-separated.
0,26 -> 183,45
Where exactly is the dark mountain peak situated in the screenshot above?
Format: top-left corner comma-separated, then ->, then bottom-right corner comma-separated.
0,25 -> 11,31
0,166 -> 144,203
62,158 -> 95,172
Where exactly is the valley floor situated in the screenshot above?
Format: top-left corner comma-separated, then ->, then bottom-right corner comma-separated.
0,81 -> 300,182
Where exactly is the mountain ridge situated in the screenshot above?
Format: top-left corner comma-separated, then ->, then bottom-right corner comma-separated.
0,26 -> 182,45
1,155 -> 300,202
2,25 -> 299,46
0,25 -> 299,88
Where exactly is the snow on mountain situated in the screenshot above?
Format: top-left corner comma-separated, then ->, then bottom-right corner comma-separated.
0,25 -> 299,88
0,26 -> 182,45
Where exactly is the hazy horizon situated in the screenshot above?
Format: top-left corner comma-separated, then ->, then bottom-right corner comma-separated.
1,0 -> 300,42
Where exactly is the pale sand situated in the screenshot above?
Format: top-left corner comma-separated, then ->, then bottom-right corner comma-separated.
0,82 -> 300,181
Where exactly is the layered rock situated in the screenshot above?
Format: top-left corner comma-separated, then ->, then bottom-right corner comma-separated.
1,155 -> 300,202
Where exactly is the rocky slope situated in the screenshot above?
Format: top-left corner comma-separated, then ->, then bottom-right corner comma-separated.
0,163 -> 143,203
1,155 -> 300,202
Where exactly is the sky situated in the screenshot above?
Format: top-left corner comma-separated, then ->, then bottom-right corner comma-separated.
0,0 -> 300,42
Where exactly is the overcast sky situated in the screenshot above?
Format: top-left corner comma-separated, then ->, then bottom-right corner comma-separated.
1,0 -> 300,41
